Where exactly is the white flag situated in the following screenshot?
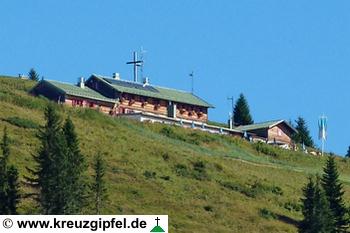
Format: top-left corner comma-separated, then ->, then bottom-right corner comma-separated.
318,116 -> 327,140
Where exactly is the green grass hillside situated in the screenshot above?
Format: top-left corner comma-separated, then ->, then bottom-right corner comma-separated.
1,76 -> 350,232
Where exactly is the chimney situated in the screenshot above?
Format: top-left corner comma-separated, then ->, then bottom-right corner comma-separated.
112,73 -> 120,80
142,77 -> 149,86
78,77 -> 85,88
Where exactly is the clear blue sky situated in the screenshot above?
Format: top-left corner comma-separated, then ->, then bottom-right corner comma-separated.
1,1 -> 349,155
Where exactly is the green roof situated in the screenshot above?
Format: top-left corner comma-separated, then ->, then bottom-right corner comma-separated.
92,74 -> 214,108
42,80 -> 117,103
235,120 -> 297,133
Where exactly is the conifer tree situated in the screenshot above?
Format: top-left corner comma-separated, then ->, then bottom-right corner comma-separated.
345,146 -> 350,158
233,93 -> 254,126
293,117 -> 314,148
300,177 -> 316,232
28,68 -> 39,82
92,153 -> 108,214
299,176 -> 333,233
7,165 -> 20,214
63,117 -> 87,214
0,127 -> 10,214
26,104 -> 68,214
321,156 -> 349,232
0,128 -> 20,214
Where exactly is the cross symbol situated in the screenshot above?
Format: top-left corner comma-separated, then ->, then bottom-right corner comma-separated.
155,217 -> 160,226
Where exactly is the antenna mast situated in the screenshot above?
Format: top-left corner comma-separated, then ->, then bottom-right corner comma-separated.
189,71 -> 194,94
227,96 -> 234,128
126,51 -> 143,82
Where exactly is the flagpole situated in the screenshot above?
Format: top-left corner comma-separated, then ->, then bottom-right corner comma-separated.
322,137 -> 324,156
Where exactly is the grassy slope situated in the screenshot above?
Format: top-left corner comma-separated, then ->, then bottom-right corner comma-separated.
1,76 -> 350,232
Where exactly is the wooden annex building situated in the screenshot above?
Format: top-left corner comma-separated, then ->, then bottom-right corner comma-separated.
235,120 -> 298,148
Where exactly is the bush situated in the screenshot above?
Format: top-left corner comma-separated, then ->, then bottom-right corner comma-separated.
250,180 -> 283,197
204,205 -> 214,212
192,161 -> 210,181
174,164 -> 190,177
162,153 -> 170,161
218,180 -> 283,198
284,201 -> 301,212
259,208 -> 277,220
253,142 -> 279,157
4,116 -> 39,129
143,171 -> 156,179
160,175 -> 170,181
173,162 -> 210,181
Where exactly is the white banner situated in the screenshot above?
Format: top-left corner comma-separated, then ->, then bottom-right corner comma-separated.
0,215 -> 168,233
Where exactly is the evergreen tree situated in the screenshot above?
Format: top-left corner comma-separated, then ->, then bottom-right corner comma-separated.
7,165 -> 20,214
0,128 -> 20,214
28,68 -> 39,82
321,156 -> 349,232
92,153 -> 108,214
299,176 -> 333,233
62,117 -> 87,214
233,93 -> 254,126
0,127 -> 10,214
345,146 -> 350,158
26,104 -> 68,214
293,117 -> 314,148
300,177 -> 316,232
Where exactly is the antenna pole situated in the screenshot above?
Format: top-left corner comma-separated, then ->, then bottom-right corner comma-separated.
227,96 -> 234,127
189,71 -> 194,94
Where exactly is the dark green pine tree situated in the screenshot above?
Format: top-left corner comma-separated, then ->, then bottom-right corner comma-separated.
92,153 -> 108,214
299,176 -> 333,233
293,117 -> 314,148
26,104 -> 68,214
321,156 -> 349,232
6,165 -> 20,214
28,68 -> 39,82
233,93 -> 254,126
62,117 -> 87,214
0,128 -> 20,215
345,146 -> 350,158
0,127 -> 10,214
300,177 -> 316,232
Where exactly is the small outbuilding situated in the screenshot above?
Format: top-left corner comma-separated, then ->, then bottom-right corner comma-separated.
235,120 -> 297,147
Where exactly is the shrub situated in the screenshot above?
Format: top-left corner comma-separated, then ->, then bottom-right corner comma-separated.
192,161 -> 210,181
143,171 -> 156,179
259,208 -> 277,220
174,164 -> 190,177
250,180 -> 283,197
253,142 -> 279,157
162,153 -> 170,161
204,205 -> 214,212
160,176 -> 170,181
4,116 -> 39,129
284,201 -> 301,212
219,180 -> 283,198
218,180 -> 255,197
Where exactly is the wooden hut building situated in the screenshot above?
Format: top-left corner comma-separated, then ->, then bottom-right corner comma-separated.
235,120 -> 297,147
31,74 -> 213,124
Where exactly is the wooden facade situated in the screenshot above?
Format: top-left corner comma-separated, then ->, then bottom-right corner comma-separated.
267,124 -> 293,145
32,77 -> 212,123
64,95 -> 115,115
85,76 -> 210,123
237,120 -> 297,146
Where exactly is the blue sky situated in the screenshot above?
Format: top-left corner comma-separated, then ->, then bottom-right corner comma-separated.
1,1 -> 349,155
